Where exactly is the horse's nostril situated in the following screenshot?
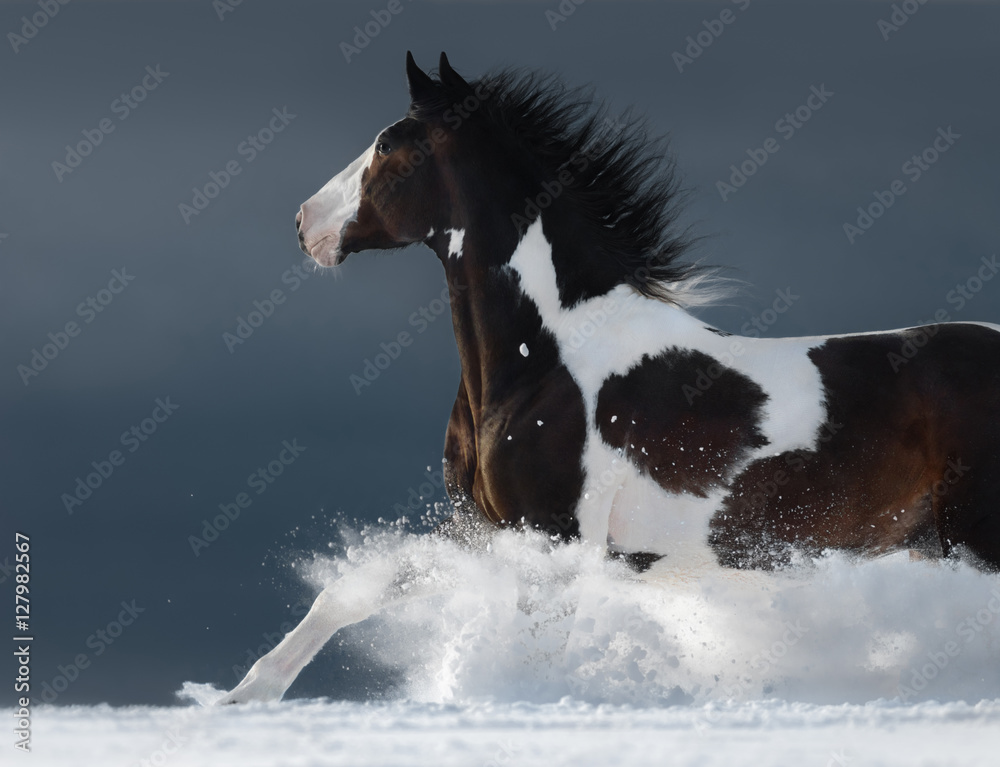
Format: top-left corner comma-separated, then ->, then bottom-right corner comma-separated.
295,209 -> 303,229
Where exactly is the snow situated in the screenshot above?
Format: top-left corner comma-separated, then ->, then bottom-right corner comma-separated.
278,528 -> 1000,708
14,528 -> 1000,764
15,698 -> 1000,766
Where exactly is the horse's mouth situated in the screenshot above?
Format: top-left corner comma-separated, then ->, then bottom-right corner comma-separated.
297,207 -> 349,267
303,234 -> 346,267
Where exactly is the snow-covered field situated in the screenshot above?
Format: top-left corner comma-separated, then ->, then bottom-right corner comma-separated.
22,698 -> 1000,766
15,528 -> 1000,765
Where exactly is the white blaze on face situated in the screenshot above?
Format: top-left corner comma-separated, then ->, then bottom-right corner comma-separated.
298,143 -> 376,267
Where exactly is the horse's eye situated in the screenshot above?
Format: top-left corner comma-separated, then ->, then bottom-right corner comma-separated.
376,140 -> 392,155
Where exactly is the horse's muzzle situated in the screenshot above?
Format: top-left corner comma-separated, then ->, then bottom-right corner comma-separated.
296,207 -> 345,267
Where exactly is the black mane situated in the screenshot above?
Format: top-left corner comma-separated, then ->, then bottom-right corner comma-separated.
410,67 -> 717,305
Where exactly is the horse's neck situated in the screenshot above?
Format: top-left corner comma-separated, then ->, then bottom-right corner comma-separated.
436,238 -> 549,410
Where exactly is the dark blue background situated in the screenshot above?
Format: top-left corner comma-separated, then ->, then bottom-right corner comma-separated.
2,0 -> 999,705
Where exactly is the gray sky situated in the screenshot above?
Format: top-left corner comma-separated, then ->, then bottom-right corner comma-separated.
2,0 -> 999,705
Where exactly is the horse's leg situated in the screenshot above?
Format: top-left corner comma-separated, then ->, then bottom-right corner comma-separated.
934,451 -> 1000,570
218,557 -> 406,704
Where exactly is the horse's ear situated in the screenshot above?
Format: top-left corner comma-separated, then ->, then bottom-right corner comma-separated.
406,51 -> 436,105
439,52 -> 471,93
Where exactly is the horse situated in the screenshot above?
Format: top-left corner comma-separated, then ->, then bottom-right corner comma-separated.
218,52 -> 1000,704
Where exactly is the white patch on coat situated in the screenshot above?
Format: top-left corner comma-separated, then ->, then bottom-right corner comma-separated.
298,143 -> 376,267
446,228 -> 465,259
506,218 -> 828,557
607,459 -> 728,570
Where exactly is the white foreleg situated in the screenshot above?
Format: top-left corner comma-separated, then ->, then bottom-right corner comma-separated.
218,556 -> 411,704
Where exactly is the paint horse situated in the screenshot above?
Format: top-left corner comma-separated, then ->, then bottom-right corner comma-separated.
219,53 -> 1000,703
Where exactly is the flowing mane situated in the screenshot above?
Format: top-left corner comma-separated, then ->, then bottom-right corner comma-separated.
410,67 -> 725,307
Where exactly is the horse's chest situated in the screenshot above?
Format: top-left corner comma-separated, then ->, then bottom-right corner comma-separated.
472,367 -> 589,537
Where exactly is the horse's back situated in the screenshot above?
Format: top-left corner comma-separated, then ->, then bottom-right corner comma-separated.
710,321 -> 1000,570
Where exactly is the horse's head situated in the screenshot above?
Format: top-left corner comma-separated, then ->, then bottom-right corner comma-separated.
296,52 -> 478,267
